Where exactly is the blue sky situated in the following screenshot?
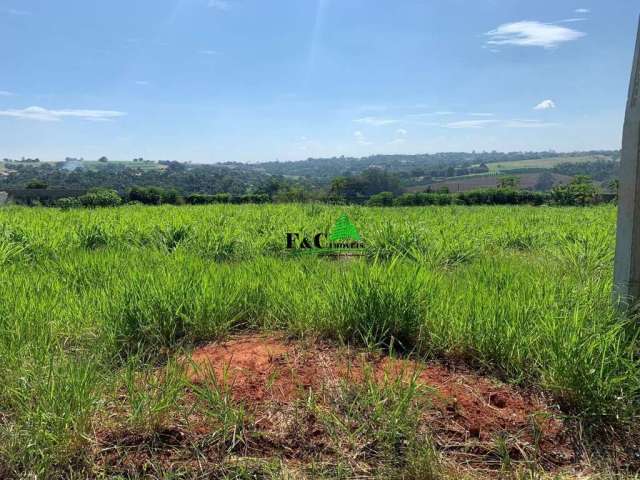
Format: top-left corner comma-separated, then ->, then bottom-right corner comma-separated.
0,1 -> 638,163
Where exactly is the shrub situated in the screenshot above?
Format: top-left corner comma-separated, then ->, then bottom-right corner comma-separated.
551,176 -> 600,206
185,193 -> 231,205
367,191 -> 395,207
78,189 -> 122,208
127,186 -> 163,205
394,192 -> 453,206
231,194 -> 270,204
55,197 -> 81,210
26,180 -> 48,189
76,223 -> 111,249
458,188 -> 546,206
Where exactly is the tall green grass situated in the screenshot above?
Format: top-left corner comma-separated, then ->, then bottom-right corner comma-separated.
0,203 -> 636,476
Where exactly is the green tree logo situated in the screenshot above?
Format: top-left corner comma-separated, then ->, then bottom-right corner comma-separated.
328,214 -> 362,242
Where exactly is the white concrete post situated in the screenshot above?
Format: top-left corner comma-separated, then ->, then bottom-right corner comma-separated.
614,17 -> 640,304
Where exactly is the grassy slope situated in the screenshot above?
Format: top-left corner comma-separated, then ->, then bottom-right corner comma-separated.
411,172 -> 573,193
0,204 -> 637,477
485,155 -> 609,172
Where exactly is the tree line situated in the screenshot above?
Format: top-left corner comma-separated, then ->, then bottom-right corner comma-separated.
10,175 -> 611,209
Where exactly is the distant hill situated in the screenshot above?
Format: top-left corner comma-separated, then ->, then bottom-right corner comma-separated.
0,150 -> 621,198
243,150 -> 619,181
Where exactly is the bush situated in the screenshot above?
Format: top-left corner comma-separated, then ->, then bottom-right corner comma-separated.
367,191 -> 395,207
185,193 -> 231,205
26,180 -> 48,189
127,186 -> 163,205
55,197 -> 81,210
551,176 -> 600,206
394,192 -> 453,206
161,189 -> 185,205
78,189 -> 122,208
458,188 -> 546,206
230,194 -> 270,204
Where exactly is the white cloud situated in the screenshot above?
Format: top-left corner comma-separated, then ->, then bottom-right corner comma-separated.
407,111 -> 454,119
135,80 -> 150,86
469,112 -> 494,117
575,8 -> 590,14
199,49 -> 218,55
354,116 -> 398,126
354,131 -> 372,146
0,90 -> 13,96
534,99 -> 556,110
209,0 -> 231,11
504,119 -> 560,128
445,119 -> 498,129
389,128 -> 408,145
486,21 -> 585,49
0,106 -> 127,122
557,18 -> 587,24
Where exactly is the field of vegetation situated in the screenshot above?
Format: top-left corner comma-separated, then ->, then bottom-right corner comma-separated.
485,155 -> 609,172
0,204 -> 638,478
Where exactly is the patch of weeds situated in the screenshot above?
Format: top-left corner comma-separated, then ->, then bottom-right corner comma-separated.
122,359 -> 186,433
327,262 -> 425,351
195,231 -> 241,261
365,222 -> 427,261
0,225 -> 34,264
313,364 -> 441,478
155,224 -> 192,252
189,363 -> 251,455
76,223 -> 111,250
500,231 -> 541,251
426,242 -> 478,268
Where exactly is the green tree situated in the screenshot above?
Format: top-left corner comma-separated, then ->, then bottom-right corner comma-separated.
26,179 -> 48,189
534,172 -> 555,191
79,189 -> 122,207
551,176 -> 599,206
498,176 -> 520,189
330,177 -> 348,198
367,191 -> 395,207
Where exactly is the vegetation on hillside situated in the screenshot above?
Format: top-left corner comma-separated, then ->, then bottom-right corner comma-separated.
0,151 -> 620,206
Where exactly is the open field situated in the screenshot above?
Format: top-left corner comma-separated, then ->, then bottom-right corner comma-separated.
484,155 -> 611,172
0,204 -> 638,478
80,160 -> 166,171
409,172 -> 573,193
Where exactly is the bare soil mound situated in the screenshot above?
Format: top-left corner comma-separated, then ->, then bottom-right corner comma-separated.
94,333 -> 580,477
185,333 -> 574,467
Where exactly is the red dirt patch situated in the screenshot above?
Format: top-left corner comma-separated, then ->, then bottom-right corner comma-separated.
184,333 -> 574,468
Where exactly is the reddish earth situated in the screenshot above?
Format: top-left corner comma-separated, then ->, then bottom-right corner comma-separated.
184,333 -> 575,468
92,333 -> 582,476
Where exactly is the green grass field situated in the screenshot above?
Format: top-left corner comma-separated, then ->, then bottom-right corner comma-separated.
0,204 -> 637,478
485,155 -> 608,172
